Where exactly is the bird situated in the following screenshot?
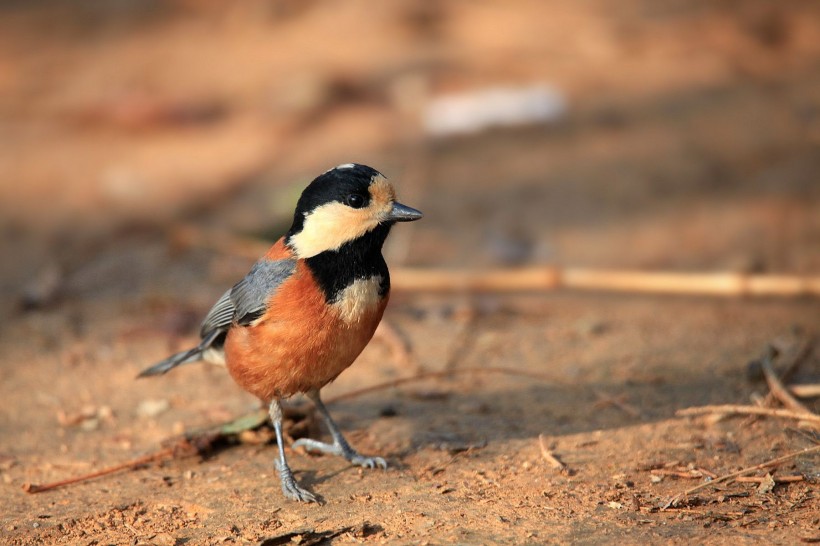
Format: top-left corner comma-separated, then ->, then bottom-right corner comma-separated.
138,163 -> 422,502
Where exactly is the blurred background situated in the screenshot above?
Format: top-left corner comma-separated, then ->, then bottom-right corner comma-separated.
2,2 -> 820,541
2,0 -> 819,304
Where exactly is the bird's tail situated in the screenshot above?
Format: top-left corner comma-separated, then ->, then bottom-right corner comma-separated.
137,330 -> 222,378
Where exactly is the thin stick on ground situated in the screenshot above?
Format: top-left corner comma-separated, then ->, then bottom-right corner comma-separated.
651,469 -> 710,479
22,432 -> 221,494
760,352 -> 814,415
392,268 -> 820,297
23,447 -> 176,494
538,434 -> 567,472
759,338 -> 815,408
734,475 -> 804,483
324,366 -> 559,405
790,384 -> 820,398
592,389 -> 642,419
676,405 -> 820,426
786,427 -> 820,445
374,320 -> 423,374
664,444 -> 820,508
443,302 -> 478,371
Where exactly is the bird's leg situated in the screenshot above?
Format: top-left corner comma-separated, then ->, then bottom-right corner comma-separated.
292,390 -> 387,469
269,398 -> 318,502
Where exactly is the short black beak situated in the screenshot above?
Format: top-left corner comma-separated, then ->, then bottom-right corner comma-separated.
388,202 -> 423,222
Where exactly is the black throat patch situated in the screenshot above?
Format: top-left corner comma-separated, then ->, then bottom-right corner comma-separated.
304,223 -> 392,303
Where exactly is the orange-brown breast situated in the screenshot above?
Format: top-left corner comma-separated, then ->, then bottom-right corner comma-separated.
223,261 -> 388,401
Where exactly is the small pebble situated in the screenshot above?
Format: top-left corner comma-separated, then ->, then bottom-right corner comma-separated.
136,399 -> 170,419
80,417 -> 100,432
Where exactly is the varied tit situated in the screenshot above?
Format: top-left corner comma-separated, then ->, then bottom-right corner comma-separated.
139,163 -> 423,502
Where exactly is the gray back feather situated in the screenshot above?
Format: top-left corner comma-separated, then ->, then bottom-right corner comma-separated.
199,258 -> 296,337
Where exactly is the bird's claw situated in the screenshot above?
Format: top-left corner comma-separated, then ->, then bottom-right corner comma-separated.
281,479 -> 318,503
349,454 -> 387,469
276,461 -> 318,503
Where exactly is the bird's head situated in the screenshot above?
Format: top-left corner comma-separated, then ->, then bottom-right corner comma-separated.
285,164 -> 423,258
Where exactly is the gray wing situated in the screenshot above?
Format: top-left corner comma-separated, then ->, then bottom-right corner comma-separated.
199,258 -> 296,336
199,288 -> 234,337
231,258 -> 296,326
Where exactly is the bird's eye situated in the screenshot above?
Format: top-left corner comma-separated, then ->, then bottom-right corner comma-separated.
345,193 -> 366,209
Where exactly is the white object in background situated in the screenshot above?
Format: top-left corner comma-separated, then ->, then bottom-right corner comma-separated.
423,84 -> 567,137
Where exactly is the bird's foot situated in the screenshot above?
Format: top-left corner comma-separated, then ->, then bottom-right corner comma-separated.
292,438 -> 387,469
276,461 -> 318,503
349,453 -> 388,469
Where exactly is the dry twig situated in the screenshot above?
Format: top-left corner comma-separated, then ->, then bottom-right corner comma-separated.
23,429 -> 222,494
790,384 -> 820,399
651,468 -> 716,480
650,469 -> 705,479
325,366 -> 557,405
392,267 -> 820,297
760,352 -> 813,414
677,405 -> 820,426
758,338 -> 815,407
374,320 -> 423,373
664,444 -> 820,508
592,390 -> 642,418
734,475 -> 803,484
23,447 -> 177,494
443,302 -> 478,371
538,434 -> 567,472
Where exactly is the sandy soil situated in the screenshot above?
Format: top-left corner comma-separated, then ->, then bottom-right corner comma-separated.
1,1 -> 819,544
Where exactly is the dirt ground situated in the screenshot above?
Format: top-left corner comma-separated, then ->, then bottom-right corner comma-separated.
2,1 -> 820,544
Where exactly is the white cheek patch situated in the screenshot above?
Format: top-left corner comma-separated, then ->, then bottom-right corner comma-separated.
331,276 -> 384,324
289,202 -> 381,258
